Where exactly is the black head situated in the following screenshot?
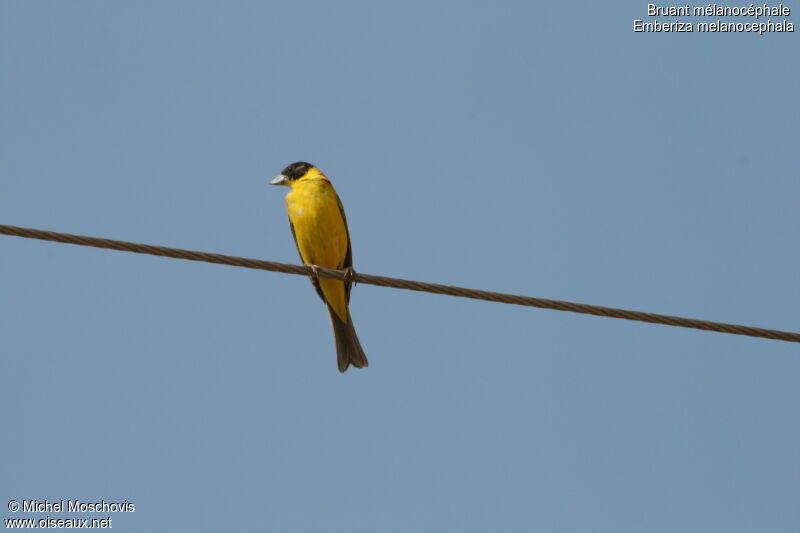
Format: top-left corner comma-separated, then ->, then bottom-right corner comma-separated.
281,161 -> 314,181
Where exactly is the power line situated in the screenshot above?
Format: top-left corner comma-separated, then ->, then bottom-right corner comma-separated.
1,223 -> 798,344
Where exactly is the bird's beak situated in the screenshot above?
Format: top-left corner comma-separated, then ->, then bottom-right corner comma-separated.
269,174 -> 289,186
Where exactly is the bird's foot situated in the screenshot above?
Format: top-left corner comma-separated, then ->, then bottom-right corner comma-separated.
308,264 -> 321,279
343,266 -> 358,286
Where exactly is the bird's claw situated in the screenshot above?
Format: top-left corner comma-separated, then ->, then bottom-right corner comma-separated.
308,264 -> 321,279
343,266 -> 358,286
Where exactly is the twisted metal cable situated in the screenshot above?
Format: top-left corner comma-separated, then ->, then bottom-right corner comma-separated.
2,223 -> 798,344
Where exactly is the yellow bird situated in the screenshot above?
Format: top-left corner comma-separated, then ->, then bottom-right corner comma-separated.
269,162 -> 368,372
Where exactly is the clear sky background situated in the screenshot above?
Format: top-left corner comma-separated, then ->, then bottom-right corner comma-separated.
1,2 -> 798,532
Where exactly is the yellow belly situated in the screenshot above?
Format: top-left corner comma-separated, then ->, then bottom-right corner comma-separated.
285,179 -> 349,322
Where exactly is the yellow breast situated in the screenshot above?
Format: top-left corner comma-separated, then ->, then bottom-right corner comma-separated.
285,178 -> 348,268
285,176 -> 350,322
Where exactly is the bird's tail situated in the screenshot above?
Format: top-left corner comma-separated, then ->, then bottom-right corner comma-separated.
327,305 -> 368,372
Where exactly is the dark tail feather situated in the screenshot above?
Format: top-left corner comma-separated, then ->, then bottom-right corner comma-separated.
327,306 -> 368,372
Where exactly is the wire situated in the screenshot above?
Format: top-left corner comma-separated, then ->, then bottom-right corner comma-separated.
1,223 -> 798,344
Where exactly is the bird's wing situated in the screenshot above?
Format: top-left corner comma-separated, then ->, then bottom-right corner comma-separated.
289,217 -> 325,301
336,194 -> 354,302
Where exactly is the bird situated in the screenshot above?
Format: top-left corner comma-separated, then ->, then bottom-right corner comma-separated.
269,162 -> 368,372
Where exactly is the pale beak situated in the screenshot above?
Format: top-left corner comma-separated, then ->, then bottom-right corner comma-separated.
269,174 -> 289,186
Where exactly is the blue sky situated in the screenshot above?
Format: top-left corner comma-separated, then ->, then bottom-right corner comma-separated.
1,2 -> 798,532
